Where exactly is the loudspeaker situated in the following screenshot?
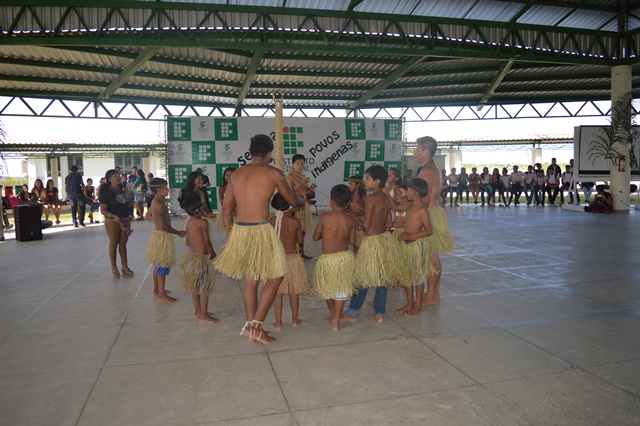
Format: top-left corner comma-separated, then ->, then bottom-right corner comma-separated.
14,204 -> 43,241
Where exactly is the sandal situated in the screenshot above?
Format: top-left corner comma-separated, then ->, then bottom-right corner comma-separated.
121,267 -> 134,276
112,267 -> 121,279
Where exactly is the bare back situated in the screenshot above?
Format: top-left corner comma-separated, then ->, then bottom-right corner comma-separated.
224,162 -> 301,223
313,210 -> 356,254
269,214 -> 302,253
185,216 -> 214,257
150,197 -> 171,232
418,163 -> 441,208
364,190 -> 392,236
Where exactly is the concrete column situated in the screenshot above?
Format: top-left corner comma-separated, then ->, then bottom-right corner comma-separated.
142,156 -> 150,176
532,148 -> 542,166
610,65 -> 632,212
59,156 -> 69,199
453,150 -> 462,171
50,156 -> 59,183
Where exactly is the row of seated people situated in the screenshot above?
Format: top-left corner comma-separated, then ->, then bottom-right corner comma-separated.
439,160 -> 595,207
1,179 -> 100,229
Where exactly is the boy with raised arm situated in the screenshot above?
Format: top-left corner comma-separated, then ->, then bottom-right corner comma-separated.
415,136 -> 454,305
178,191 -> 218,323
287,154 -> 317,259
214,134 -> 304,344
396,178 -> 435,316
145,178 -> 186,303
341,165 -> 400,324
313,184 -> 357,331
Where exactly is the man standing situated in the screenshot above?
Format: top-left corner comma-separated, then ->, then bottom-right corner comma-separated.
287,154 -> 316,260
65,165 -> 86,227
415,136 -> 454,305
214,134 -> 304,344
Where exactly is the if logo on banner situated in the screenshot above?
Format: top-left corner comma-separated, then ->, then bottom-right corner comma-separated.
345,119 -> 365,140
192,142 -> 215,164
384,161 -> 401,170
283,126 -> 304,155
168,118 -> 191,141
366,140 -> 385,161
169,165 -> 192,187
385,120 -> 403,140
344,161 -> 365,181
215,118 -> 238,141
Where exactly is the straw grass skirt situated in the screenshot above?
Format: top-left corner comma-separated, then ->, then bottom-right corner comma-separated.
313,251 -> 357,300
426,206 -> 454,254
355,226 -> 365,249
214,211 -> 226,230
279,253 -> 309,294
214,223 -> 287,281
400,239 -> 436,287
295,202 -> 314,233
355,232 -> 401,288
178,252 -> 215,295
146,230 -> 176,268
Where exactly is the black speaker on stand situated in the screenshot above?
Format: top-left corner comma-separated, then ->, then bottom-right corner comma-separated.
14,204 -> 43,241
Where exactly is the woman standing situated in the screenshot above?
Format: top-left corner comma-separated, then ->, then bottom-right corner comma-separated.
99,169 -> 134,278
134,169 -> 147,220
215,167 -> 236,230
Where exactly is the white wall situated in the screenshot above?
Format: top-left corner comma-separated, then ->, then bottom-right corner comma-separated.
83,157 -> 114,180
27,158 -> 47,188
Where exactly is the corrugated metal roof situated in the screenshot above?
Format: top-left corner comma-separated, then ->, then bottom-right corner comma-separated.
0,1 -> 634,115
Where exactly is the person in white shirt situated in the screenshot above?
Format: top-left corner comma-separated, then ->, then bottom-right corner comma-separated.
545,165 -> 561,206
447,168 -> 460,206
479,167 -> 492,206
508,165 -> 525,206
523,165 -> 535,206
533,169 -> 546,206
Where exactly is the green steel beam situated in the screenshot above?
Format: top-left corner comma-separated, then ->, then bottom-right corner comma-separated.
0,1 -> 618,37
234,49 -> 264,114
495,0 -> 616,13
347,56 -> 427,110
97,47 -> 160,101
478,60 -> 514,111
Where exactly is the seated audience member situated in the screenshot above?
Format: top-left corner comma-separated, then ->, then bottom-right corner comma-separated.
581,181 -> 595,201
27,193 -> 54,229
44,179 -> 61,224
584,185 -> 613,213
84,178 -> 101,224
16,184 -> 30,204
0,184 -> 13,229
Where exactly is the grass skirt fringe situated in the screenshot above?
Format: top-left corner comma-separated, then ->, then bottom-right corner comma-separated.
146,230 -> 176,267
427,206 -> 454,253
295,202 -> 314,233
356,232 -> 401,288
214,211 -> 225,230
279,253 -> 309,294
313,251 -> 357,300
400,239 -> 437,287
355,226 -> 365,249
178,252 -> 215,295
214,223 -> 287,281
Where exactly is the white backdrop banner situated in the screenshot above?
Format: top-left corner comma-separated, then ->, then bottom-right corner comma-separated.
167,117 -> 403,212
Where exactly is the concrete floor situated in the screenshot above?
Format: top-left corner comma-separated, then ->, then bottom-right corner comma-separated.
1,204 -> 639,425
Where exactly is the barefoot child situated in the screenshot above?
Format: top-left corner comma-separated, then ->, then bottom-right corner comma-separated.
342,165 -> 401,324
313,184 -> 357,331
145,178 -> 185,303
396,178 -> 435,316
178,191 -> 218,323
269,193 -> 308,330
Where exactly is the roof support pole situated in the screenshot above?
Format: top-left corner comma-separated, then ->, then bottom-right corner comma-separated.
477,60 -> 513,111
610,65 -> 632,212
347,56 -> 427,111
97,47 -> 160,101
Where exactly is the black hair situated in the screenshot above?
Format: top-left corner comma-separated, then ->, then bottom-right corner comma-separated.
349,175 -> 365,198
416,136 -> 437,156
149,177 -> 168,194
221,167 -> 236,186
331,184 -> 351,208
185,171 -> 201,190
70,165 -> 79,173
136,169 -> 147,191
388,167 -> 401,180
397,183 -> 408,191
101,169 -> 120,194
270,192 -> 291,211
179,189 -> 203,216
249,134 -> 274,158
364,165 -> 388,188
292,154 -> 306,164
408,178 -> 429,198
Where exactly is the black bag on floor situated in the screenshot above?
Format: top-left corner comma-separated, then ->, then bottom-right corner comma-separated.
15,204 -> 43,241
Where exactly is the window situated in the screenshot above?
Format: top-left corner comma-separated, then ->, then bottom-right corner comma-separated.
115,154 -> 142,173
46,155 -> 83,177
